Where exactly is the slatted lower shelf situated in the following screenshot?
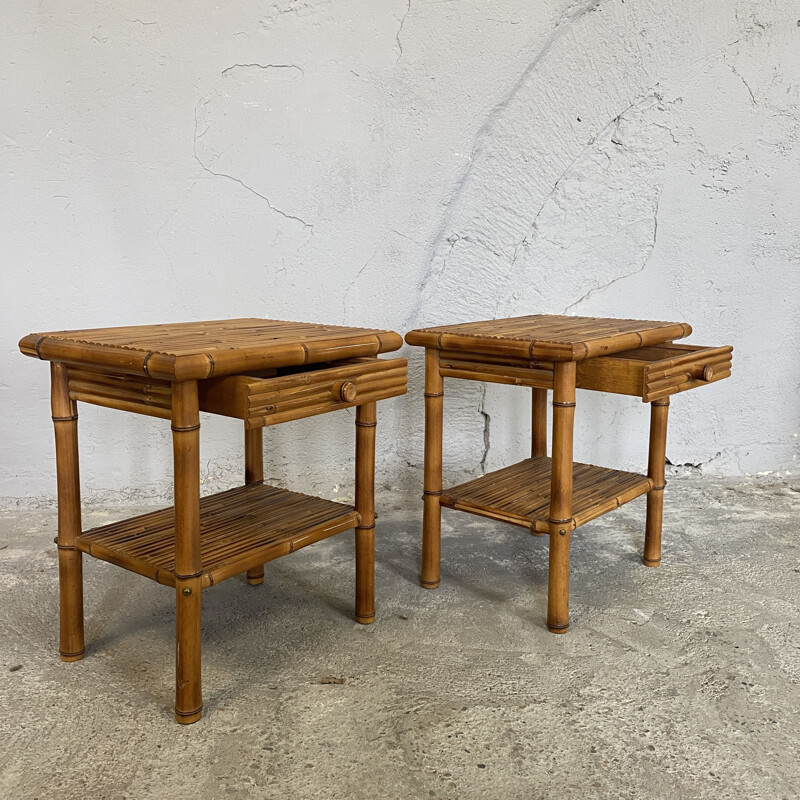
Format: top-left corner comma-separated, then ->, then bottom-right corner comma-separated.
440,457 -> 653,533
75,483 -> 360,588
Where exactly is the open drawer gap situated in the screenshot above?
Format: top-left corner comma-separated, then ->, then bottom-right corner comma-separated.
198,356 -> 407,427
576,343 -> 732,402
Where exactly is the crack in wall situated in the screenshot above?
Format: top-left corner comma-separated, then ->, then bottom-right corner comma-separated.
725,60 -> 757,106
402,0 -> 610,331
342,241 -> 383,322
510,94 -> 659,273
395,0 -> 411,62
563,185 -> 663,313
478,385 -> 491,473
192,100 -> 313,230
403,233 -> 460,331
221,63 -> 304,78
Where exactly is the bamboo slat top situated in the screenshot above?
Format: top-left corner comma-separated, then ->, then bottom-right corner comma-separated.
20,318 -> 403,380
405,315 -> 692,361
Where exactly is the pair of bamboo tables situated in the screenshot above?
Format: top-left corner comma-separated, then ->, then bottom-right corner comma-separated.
19,315 -> 731,722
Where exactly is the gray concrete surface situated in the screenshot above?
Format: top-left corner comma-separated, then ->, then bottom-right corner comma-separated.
1,475 -> 798,799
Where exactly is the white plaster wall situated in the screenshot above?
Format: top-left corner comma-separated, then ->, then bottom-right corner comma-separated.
2,0 -> 798,506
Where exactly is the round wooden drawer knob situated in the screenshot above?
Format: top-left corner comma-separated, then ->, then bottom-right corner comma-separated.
702,365 -> 714,382
332,381 -> 357,402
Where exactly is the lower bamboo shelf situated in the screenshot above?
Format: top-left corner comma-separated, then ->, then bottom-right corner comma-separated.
75,484 -> 359,588
440,456 -> 653,533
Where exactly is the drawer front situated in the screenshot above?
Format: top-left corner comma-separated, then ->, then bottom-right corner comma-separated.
67,368 -> 172,418
642,344 -> 732,402
439,352 -> 555,389
576,344 -> 732,402
199,357 -> 407,427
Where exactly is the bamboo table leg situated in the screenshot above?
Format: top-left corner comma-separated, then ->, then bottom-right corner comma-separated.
643,398 -> 670,567
355,402 -> 377,624
421,348 -> 443,589
51,363 -> 85,662
531,387 -> 548,458
244,426 -> 265,586
172,380 -> 203,724
547,362 -> 576,634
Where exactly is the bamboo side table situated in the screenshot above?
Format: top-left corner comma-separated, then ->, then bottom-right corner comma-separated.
405,315 -> 732,633
19,319 -> 407,723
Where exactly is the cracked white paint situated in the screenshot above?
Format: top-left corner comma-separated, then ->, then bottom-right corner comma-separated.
1,0 -> 799,506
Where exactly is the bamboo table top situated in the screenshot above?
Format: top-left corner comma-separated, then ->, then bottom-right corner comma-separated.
405,315 -> 692,362
19,318 -> 403,380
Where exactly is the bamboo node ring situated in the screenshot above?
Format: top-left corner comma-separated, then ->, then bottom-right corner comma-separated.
34,336 -> 47,359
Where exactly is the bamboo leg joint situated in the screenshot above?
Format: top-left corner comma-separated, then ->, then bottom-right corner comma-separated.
171,423 -> 201,433
175,571 -> 203,580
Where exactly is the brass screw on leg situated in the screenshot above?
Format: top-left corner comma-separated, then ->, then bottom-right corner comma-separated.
182,587 -> 192,596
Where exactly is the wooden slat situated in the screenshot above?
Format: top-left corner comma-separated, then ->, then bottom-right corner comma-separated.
75,483 -> 360,588
440,457 -> 653,533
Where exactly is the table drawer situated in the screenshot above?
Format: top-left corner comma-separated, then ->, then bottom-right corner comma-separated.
198,357 -> 407,427
576,343 -> 732,402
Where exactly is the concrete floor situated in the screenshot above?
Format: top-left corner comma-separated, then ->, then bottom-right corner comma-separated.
1,475 -> 798,799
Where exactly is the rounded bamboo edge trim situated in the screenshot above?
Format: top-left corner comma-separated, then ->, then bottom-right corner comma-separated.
174,707 -> 203,724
